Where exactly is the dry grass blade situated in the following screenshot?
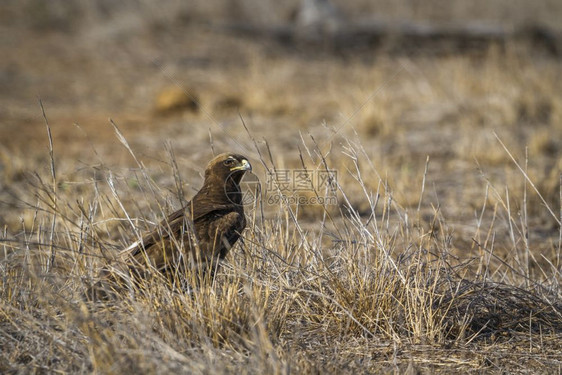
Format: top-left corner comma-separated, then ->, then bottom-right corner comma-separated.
39,99 -> 57,272
2,118 -> 562,375
494,131 -> 561,226
4,15 -> 562,372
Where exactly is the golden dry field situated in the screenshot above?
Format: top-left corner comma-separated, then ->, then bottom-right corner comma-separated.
1,1 -> 562,373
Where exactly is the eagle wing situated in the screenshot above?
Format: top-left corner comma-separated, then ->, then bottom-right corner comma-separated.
198,210 -> 245,259
125,202 -> 244,273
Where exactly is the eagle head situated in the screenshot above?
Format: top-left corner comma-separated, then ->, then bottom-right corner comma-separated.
206,153 -> 251,178
202,153 -> 252,203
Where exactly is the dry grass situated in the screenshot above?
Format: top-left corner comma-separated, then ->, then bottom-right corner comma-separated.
1,124 -> 562,373
2,1 -> 562,373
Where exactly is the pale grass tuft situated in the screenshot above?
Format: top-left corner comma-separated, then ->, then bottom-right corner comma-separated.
2,127 -> 562,374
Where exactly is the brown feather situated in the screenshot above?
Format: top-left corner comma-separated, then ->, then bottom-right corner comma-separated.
90,153 -> 251,297
129,153 -> 250,275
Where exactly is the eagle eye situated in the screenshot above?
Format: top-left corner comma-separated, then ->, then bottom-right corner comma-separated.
223,158 -> 236,167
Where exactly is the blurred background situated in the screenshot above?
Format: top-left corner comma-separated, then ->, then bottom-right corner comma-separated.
1,0 -> 562,243
3,3 -> 562,373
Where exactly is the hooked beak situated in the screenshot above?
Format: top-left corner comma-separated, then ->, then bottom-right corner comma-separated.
230,159 -> 251,172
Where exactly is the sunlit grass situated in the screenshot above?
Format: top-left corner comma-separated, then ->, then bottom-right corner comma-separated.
1,117 -> 561,373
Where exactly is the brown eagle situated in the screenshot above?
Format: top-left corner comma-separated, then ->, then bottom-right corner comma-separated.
95,153 -> 251,294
